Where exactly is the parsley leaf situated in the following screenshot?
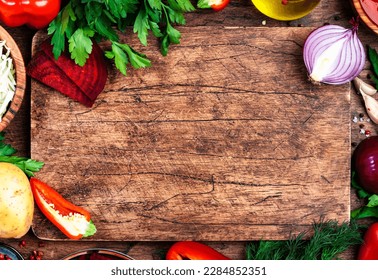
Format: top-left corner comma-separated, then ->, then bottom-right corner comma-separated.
48,0 -> 195,75
106,41 -> 151,75
0,132 -> 44,177
68,28 -> 95,66
134,8 -> 149,46
0,133 -> 16,156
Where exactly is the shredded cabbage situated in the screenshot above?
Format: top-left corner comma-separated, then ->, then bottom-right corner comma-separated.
0,40 -> 16,122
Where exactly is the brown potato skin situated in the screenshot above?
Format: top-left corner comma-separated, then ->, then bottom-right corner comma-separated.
0,162 -> 34,238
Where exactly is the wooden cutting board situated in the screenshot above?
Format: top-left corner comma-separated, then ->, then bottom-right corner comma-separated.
30,27 -> 351,241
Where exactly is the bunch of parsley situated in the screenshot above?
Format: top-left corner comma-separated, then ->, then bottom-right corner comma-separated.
48,0 -> 195,75
0,132 -> 44,177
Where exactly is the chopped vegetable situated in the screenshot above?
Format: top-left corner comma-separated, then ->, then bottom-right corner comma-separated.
197,0 -> 230,11
246,220 -> 362,260
30,177 -> 97,240
303,19 -> 365,85
358,222 -> 378,260
47,0 -> 195,75
166,241 -> 230,260
27,38 -> 107,107
0,40 -> 16,121
0,0 -> 60,29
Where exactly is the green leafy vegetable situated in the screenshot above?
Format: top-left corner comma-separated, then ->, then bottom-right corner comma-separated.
351,171 -> 378,219
246,220 -> 363,260
48,0 -> 195,75
368,46 -> 378,89
0,132 -> 44,177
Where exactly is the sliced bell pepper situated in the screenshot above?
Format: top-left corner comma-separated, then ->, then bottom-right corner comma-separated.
197,0 -> 230,12
30,177 -> 96,240
358,222 -> 378,260
166,241 -> 231,260
0,0 -> 61,29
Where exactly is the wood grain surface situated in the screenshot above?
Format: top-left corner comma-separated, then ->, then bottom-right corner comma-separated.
30,26 -> 351,241
0,0 -> 373,260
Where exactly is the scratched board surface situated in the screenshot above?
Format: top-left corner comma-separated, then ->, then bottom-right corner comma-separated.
30,27 -> 350,241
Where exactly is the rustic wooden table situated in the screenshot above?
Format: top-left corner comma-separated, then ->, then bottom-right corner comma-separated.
1,0 -> 375,260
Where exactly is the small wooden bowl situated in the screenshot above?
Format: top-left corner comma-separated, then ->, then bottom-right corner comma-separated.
0,25 -> 26,132
351,0 -> 378,35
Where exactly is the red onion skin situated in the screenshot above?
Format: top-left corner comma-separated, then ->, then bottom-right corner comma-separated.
353,136 -> 378,194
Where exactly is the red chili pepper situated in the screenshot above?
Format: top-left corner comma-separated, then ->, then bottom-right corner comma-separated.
358,222 -> 378,260
197,0 -> 230,12
166,241 -> 231,260
30,177 -> 96,240
0,0 -> 60,29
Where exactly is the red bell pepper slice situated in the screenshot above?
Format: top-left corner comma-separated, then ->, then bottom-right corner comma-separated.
166,241 -> 231,260
358,222 -> 378,260
0,0 -> 61,29
30,177 -> 96,240
197,0 -> 230,12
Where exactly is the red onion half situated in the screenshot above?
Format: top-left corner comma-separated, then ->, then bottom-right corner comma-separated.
303,21 -> 365,85
353,136 -> 378,194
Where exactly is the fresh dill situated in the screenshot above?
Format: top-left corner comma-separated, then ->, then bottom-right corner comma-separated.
246,220 -> 363,260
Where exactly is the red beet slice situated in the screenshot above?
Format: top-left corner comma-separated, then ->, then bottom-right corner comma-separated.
27,50 -> 95,107
27,38 -> 108,107
40,39 -> 108,102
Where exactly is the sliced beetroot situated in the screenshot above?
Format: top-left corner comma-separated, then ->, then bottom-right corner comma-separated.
40,39 -> 108,102
27,37 -> 108,107
27,50 -> 95,107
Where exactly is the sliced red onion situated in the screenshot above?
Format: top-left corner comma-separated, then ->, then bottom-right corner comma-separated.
303,21 -> 365,85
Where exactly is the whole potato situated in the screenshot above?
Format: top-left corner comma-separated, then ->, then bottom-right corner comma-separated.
0,162 -> 34,238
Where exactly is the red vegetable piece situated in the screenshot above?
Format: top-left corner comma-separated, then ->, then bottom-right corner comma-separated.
40,39 -> 108,102
27,38 -> 108,107
353,136 -> 378,194
358,222 -> 378,260
27,49 -> 95,107
166,241 -> 230,260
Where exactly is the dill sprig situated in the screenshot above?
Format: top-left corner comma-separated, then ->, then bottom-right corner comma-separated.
246,220 -> 363,260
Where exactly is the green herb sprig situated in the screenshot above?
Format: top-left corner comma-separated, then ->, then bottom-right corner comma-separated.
246,220 -> 363,260
0,132 -> 44,177
368,46 -> 378,87
351,171 -> 378,219
48,0 -> 195,75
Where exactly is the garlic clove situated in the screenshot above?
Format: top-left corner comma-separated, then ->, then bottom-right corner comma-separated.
353,77 -> 377,96
360,90 -> 378,124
